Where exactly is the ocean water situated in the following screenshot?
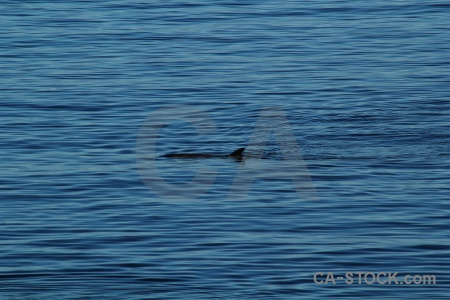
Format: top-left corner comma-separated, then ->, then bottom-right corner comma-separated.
1,1 -> 450,299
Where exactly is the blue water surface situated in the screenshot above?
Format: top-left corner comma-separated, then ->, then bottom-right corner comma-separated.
1,1 -> 449,299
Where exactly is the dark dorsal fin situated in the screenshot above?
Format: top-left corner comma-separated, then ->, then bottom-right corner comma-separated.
229,147 -> 245,157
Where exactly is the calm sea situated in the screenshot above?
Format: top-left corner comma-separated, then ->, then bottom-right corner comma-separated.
1,1 -> 449,299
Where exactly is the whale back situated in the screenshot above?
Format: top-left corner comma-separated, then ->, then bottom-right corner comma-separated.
163,147 -> 245,159
229,147 -> 245,157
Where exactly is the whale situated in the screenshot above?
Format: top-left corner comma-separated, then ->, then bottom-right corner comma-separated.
163,147 -> 245,159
